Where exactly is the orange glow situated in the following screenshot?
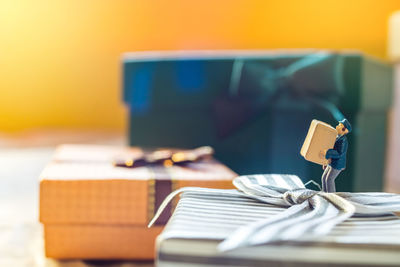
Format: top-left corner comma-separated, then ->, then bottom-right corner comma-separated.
1,0 -> 400,131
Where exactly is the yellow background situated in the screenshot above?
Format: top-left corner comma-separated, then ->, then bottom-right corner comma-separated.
1,0 -> 399,132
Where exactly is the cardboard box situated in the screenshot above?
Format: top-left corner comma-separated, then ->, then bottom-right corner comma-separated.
39,144 -> 236,259
301,120 -> 337,165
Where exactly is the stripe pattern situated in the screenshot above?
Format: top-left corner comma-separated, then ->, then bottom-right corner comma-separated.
150,174 -> 400,252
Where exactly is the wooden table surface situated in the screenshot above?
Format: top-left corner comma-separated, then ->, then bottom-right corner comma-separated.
0,130 -> 153,267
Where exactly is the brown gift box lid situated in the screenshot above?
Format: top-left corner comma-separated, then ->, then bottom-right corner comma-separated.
39,144 -> 237,226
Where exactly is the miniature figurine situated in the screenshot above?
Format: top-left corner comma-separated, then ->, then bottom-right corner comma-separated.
321,119 -> 352,192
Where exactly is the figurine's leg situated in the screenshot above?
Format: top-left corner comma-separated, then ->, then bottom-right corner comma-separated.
321,166 -> 330,192
326,168 -> 341,193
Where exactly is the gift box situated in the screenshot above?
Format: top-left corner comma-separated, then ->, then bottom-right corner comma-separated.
153,174 -> 400,266
39,144 -> 237,259
122,50 -> 393,192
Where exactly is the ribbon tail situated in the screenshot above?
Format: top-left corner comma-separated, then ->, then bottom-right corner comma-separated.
148,187 -> 244,227
310,192 -> 355,235
218,201 -> 310,252
304,96 -> 344,122
336,192 -> 400,215
148,187 -> 187,228
218,192 -> 356,252
280,195 -> 354,240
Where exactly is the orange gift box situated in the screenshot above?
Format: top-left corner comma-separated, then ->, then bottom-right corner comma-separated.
39,144 -> 237,259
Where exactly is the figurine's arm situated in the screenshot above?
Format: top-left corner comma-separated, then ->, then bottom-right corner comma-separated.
325,139 -> 348,159
325,149 -> 341,159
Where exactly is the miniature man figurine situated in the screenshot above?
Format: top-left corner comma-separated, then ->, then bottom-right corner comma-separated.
321,119 -> 352,193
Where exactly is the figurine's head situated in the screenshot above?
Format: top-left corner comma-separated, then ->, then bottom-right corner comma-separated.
336,119 -> 352,136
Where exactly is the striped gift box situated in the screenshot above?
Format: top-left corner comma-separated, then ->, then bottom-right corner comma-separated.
155,174 -> 400,266
39,144 -> 236,259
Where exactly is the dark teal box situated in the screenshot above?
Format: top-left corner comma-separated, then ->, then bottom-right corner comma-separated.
122,51 -> 393,192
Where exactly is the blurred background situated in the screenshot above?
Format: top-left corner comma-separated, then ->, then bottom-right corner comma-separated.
1,0 -> 400,133
1,1 -> 400,266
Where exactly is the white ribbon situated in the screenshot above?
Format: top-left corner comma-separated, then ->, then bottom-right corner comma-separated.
148,174 -> 400,251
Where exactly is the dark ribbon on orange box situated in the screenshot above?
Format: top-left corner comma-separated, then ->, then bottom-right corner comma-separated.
147,166 -> 174,225
114,146 -> 214,225
114,146 -> 214,169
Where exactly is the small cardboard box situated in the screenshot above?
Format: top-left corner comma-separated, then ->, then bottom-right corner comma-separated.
39,144 -> 236,259
301,120 -> 337,165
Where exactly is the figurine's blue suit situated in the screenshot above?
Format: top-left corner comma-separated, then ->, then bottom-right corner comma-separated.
321,135 -> 348,193
326,135 -> 348,170
321,118 -> 351,193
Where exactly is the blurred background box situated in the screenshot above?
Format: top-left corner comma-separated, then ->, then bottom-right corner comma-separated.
39,144 -> 236,259
387,11 -> 400,193
123,51 -> 393,192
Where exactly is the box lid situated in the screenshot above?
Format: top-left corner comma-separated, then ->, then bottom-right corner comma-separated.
39,145 -> 236,226
122,50 -> 393,114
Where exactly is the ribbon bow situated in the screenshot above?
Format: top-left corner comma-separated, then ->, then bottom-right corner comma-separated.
113,146 -> 214,168
214,53 -> 346,137
149,174 -> 400,251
